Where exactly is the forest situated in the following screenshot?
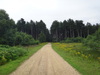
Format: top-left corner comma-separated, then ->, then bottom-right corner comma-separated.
0,9 -> 100,71
0,9 -> 99,45
51,19 -> 99,41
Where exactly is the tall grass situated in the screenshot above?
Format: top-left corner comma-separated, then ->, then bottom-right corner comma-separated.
52,43 -> 100,75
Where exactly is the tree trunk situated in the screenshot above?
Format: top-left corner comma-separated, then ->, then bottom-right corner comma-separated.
87,29 -> 89,35
56,29 -> 58,41
80,30 -> 82,37
77,30 -> 79,37
70,28 -> 72,37
65,29 -> 67,38
31,25 -> 33,37
72,30 -> 75,37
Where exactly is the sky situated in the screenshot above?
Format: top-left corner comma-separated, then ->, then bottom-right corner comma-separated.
0,0 -> 100,29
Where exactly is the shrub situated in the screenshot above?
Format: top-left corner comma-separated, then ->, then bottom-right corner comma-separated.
34,40 -> 40,45
0,55 -> 7,65
0,31 -> 39,46
61,37 -> 83,43
15,32 -> 39,45
0,45 -> 27,65
83,28 -> 100,51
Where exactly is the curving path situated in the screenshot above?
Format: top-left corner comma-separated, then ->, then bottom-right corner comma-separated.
10,43 -> 80,75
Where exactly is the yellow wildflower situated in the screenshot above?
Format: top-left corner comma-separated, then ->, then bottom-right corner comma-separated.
97,57 -> 100,60
81,54 -> 85,57
77,52 -> 81,55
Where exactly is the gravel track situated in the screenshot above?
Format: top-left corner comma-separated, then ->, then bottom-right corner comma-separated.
10,43 -> 80,75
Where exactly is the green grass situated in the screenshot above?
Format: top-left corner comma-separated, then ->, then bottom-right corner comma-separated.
0,43 -> 47,75
52,43 -> 100,75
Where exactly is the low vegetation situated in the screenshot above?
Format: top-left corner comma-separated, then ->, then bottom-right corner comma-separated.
52,29 -> 100,75
0,45 -> 27,65
83,28 -> 100,52
52,43 -> 100,75
60,37 -> 83,43
0,43 -> 46,75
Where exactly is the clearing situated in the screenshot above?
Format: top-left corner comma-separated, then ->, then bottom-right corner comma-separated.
10,43 -> 80,75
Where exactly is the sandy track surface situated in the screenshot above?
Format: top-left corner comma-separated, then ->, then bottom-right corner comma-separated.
10,43 -> 80,75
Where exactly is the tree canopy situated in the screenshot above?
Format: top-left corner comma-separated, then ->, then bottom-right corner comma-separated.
50,19 -> 99,41
0,9 -> 100,45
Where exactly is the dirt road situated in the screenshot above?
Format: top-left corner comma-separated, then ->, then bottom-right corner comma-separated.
10,43 -> 80,75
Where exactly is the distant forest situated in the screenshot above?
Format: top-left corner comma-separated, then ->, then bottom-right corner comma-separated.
0,9 -> 100,45
51,20 -> 99,41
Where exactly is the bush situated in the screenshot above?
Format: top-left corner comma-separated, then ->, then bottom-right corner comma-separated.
15,32 -> 39,45
83,28 -> 100,51
0,31 -> 39,46
61,37 -> 83,43
0,45 -> 27,65
0,55 -> 7,65
34,40 -> 40,45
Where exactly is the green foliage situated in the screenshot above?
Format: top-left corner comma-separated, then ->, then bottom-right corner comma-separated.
0,9 -> 40,46
0,55 -> 7,65
0,43 -> 47,75
17,19 -> 50,42
50,19 -> 99,42
0,31 -> 39,46
38,32 -> 46,42
17,18 -> 26,32
83,28 -> 100,51
0,29 -> 17,46
0,9 -> 9,20
15,32 -> 37,45
34,40 -> 40,44
52,43 -> 100,75
0,45 -> 27,65
0,10 -> 15,37
61,37 -> 83,43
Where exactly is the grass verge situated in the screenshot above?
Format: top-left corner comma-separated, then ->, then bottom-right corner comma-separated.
52,43 -> 100,75
0,43 -> 47,75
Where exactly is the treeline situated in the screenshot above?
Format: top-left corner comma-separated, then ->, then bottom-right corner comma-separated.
50,19 -> 100,41
0,9 -> 100,45
0,9 -> 50,46
16,18 -> 51,42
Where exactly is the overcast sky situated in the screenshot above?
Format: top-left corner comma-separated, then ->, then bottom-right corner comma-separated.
0,0 -> 100,29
